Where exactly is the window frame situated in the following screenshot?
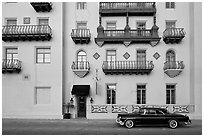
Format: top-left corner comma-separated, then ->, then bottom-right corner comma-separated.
5,18 -> 17,25
166,2 -> 175,9
137,84 -> 146,104
166,20 -> 176,29
36,47 -> 51,64
77,50 -> 87,62
136,21 -> 146,30
38,17 -> 49,25
106,50 -> 116,62
76,21 -> 87,29
166,84 -> 176,104
5,48 -> 18,60
76,2 -> 87,10
106,83 -> 116,104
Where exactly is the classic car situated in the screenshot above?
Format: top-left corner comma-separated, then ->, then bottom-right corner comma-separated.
116,107 -> 191,129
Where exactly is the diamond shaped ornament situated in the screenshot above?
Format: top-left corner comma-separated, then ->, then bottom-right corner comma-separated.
153,52 -> 160,60
93,52 -> 100,60
123,52 -> 130,60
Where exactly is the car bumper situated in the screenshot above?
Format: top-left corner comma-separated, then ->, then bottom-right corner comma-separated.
116,118 -> 124,125
184,120 -> 191,126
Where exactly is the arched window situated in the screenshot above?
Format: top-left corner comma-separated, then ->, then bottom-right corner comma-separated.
166,50 -> 175,62
166,50 -> 176,69
77,50 -> 87,62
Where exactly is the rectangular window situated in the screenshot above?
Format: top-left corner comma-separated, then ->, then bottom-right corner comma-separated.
106,84 -> 116,104
137,84 -> 146,104
136,22 -> 146,30
166,84 -> 176,104
106,50 -> 116,61
6,18 -> 17,25
106,22 -> 116,30
77,2 -> 87,10
23,17 -> 30,24
137,50 -> 146,69
166,21 -> 176,28
38,18 -> 49,25
6,48 -> 18,60
106,22 -> 116,36
137,22 -> 146,36
166,2 -> 175,9
77,22 -> 87,29
35,87 -> 51,104
36,48 -> 51,64
106,50 -> 116,69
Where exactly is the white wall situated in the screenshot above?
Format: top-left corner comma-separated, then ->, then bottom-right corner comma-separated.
2,2 -> 63,119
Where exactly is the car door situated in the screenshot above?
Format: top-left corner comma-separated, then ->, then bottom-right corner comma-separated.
155,109 -> 166,124
145,109 -> 158,124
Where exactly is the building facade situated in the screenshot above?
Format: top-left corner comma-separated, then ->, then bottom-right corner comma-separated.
2,2 -> 202,119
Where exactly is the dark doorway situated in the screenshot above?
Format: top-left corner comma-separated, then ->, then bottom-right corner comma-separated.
77,96 -> 86,118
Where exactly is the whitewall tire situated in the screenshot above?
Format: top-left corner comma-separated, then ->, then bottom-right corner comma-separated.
169,119 -> 178,129
125,120 -> 134,129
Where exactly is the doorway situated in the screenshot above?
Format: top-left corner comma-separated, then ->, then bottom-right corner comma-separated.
77,96 -> 86,118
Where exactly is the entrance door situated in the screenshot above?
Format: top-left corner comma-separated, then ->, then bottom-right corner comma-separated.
77,96 -> 86,118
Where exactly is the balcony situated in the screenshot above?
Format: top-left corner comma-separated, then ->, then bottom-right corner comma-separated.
2,59 -> 22,73
102,61 -> 154,75
95,27 -> 161,47
71,61 -> 90,78
30,2 -> 52,12
2,25 -> 52,42
71,29 -> 91,44
163,61 -> 184,78
163,28 -> 185,44
100,2 -> 156,16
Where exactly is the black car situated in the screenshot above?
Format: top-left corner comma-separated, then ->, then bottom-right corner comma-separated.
116,107 -> 191,129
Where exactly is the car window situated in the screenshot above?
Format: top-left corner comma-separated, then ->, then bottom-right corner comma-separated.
156,109 -> 164,115
147,109 -> 156,115
139,109 -> 147,114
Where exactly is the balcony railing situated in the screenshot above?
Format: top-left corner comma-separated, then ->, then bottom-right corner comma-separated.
163,61 -> 184,78
30,2 -> 53,12
71,29 -> 91,44
163,28 -> 185,44
2,25 -> 52,42
163,61 -> 184,70
2,59 -> 22,73
100,2 -> 156,16
102,61 -> 154,75
72,61 -> 90,70
95,28 -> 160,47
71,61 -> 90,78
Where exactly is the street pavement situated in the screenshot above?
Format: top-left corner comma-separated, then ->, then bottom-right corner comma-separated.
2,118 -> 202,135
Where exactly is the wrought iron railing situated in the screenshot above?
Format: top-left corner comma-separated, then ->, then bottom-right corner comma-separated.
71,61 -> 90,70
2,59 -> 22,70
103,61 -> 154,70
100,2 -> 155,9
2,25 -> 52,35
130,29 -> 152,37
163,28 -> 185,38
71,29 -> 91,38
163,61 -> 184,70
103,29 -> 152,38
104,30 -> 124,37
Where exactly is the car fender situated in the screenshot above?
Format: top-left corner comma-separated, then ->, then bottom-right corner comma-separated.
124,117 -> 137,123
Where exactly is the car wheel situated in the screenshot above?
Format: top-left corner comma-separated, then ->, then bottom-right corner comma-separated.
125,119 -> 134,129
169,119 -> 178,129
